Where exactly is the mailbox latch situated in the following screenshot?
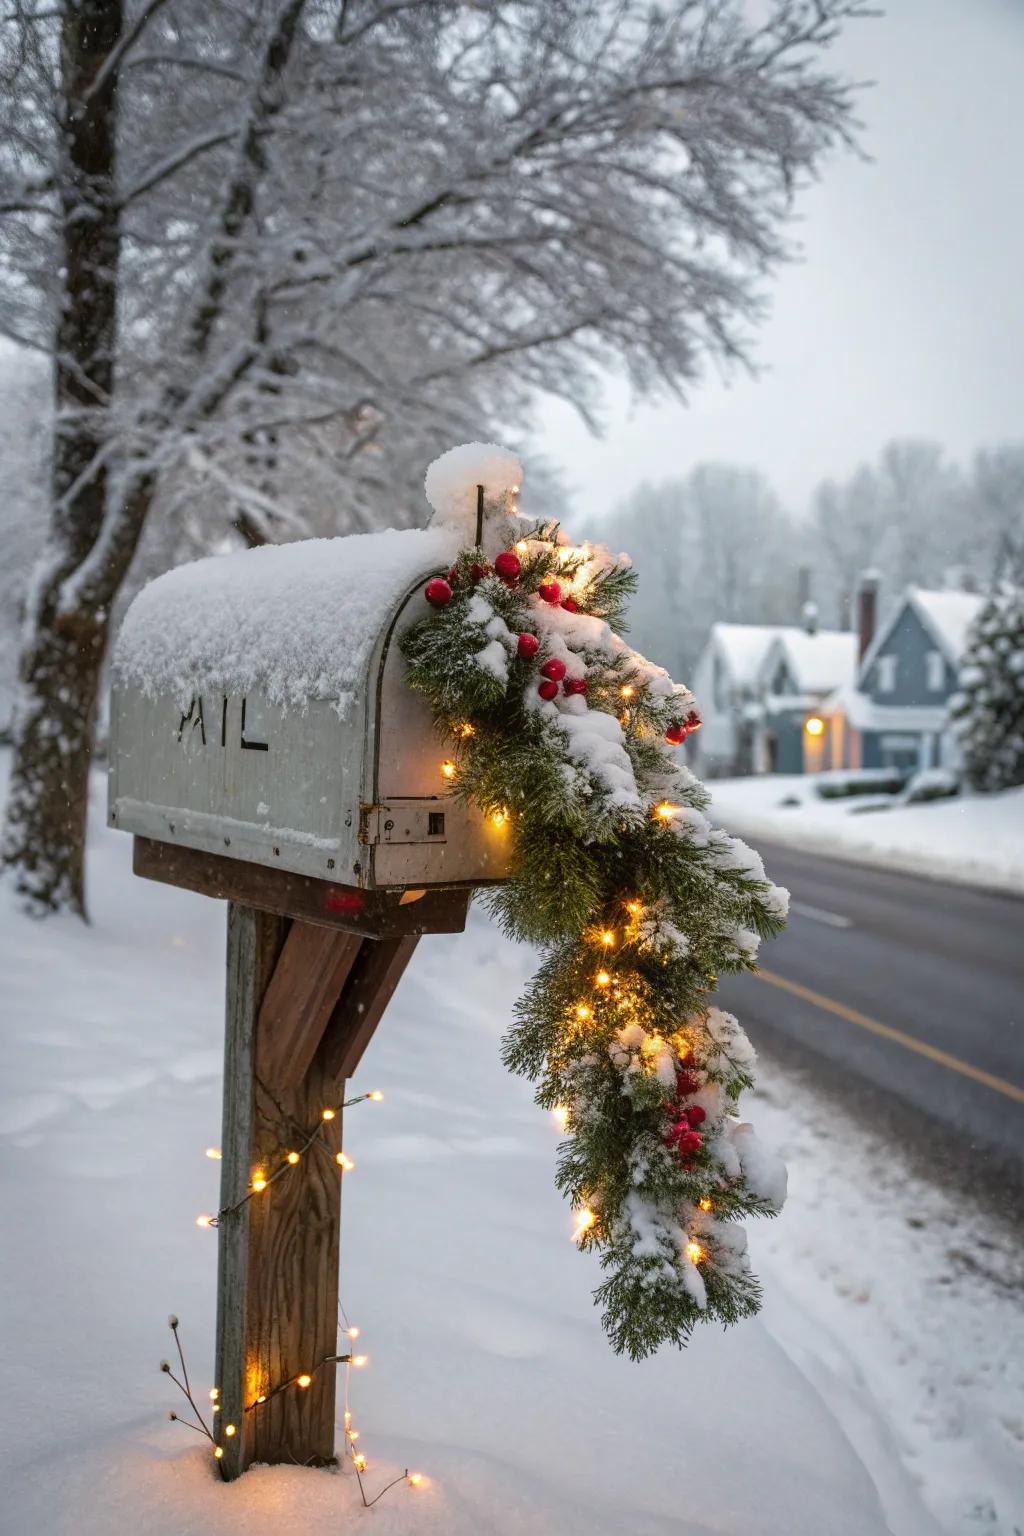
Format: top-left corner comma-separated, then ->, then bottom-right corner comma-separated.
359,801 -> 448,846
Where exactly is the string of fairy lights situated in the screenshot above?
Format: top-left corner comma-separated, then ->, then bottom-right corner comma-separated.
163,1087 -> 427,1503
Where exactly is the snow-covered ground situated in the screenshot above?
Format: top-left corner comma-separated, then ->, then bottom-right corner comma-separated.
1,752 -> 1020,1536
707,776 -> 1024,894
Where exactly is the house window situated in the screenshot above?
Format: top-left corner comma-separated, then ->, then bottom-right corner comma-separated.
876,654 -> 897,694
925,650 -> 945,692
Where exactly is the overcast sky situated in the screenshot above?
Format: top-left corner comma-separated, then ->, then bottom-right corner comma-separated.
537,0 -> 1024,523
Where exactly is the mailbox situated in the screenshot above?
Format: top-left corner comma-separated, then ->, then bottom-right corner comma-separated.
108,524 -> 512,891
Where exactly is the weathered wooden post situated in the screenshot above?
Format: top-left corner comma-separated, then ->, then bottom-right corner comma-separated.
108,529 -> 510,1476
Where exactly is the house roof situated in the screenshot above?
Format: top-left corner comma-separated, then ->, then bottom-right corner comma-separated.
859,586 -> 983,681
708,624 -> 781,688
761,628 -> 858,696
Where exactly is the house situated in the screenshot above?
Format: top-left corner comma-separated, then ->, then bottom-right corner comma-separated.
757,621 -> 859,773
821,585 -> 983,772
690,615 -> 857,776
688,624 -> 782,776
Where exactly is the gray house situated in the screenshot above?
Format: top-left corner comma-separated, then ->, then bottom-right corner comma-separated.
822,587 -> 982,772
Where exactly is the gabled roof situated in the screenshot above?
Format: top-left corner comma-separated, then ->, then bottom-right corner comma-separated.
858,586 -> 983,682
706,623 -> 781,688
761,628 -> 858,696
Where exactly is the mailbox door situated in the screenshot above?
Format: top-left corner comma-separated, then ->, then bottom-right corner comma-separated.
363,578 -> 512,889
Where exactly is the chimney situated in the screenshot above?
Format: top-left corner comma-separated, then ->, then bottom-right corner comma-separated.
796,564 -> 811,614
802,599 -> 819,636
857,572 -> 879,663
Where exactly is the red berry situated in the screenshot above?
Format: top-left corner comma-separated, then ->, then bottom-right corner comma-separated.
677,1130 -> 703,1155
676,1070 -> 699,1097
563,676 -> 588,696
686,1105 -> 707,1127
561,597 -> 579,613
470,562 -> 489,583
538,679 -> 560,701
665,723 -> 686,745
538,581 -> 561,604
494,551 -> 521,584
540,656 -> 567,682
446,567 -> 458,583
666,1119 -> 690,1144
517,632 -> 539,659
425,578 -> 452,607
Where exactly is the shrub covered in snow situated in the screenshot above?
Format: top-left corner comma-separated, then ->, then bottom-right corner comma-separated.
814,768 -> 908,800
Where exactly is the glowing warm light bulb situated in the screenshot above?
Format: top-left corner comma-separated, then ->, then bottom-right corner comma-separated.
804,715 -> 825,737
196,1214 -> 214,1228
686,1240 -> 705,1264
346,1427 -> 360,1441
620,685 -> 635,698
516,540 -> 528,554
322,1108 -> 336,1121
352,1354 -> 368,1368
251,1172 -> 268,1193
213,1446 -> 224,1460
286,1151 -> 300,1165
440,759 -> 456,780
256,1394 -> 267,1405
210,1388 -> 220,1401
491,808 -> 508,828
574,1207 -> 597,1239
369,1090 -> 384,1102
336,1152 -> 355,1171
552,1105 -> 569,1130
459,722 -> 475,738
625,900 -> 643,917
698,1199 -> 713,1212
595,970 -> 611,988
408,1472 -> 425,1487
224,1423 -> 236,1437
296,1374 -> 313,1389
656,802 -> 678,820
354,1453 -> 368,1472
212,1403 -> 221,1413
511,484 -> 520,494
205,1147 -> 222,1160
576,1003 -> 591,1020
601,930 -> 615,947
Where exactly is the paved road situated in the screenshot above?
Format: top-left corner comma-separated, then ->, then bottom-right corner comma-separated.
718,840 -> 1024,1217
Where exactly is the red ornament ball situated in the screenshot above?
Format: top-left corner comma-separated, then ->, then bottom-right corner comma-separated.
538,580 -> 561,604
517,632 -> 540,659
425,578 -> 452,607
677,1130 -> 703,1155
538,679 -> 560,701
666,1119 -> 691,1145
664,723 -> 687,745
446,566 -> 458,583
686,709 -> 702,730
686,1104 -> 707,1127
676,1069 -> 699,1097
563,676 -> 588,696
561,597 -> 579,613
540,656 -> 567,682
494,551 -> 521,584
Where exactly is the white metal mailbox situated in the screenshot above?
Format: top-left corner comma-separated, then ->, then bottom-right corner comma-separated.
108,526 -> 511,891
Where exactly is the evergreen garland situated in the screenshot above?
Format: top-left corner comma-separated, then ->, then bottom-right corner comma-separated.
402,513 -> 790,1360
949,586 -> 1024,793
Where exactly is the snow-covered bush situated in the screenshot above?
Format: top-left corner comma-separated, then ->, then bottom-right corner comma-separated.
814,768 -> 907,799
949,588 -> 1024,792
901,768 -> 960,804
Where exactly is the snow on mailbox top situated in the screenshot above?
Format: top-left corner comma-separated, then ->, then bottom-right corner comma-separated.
113,524 -> 460,717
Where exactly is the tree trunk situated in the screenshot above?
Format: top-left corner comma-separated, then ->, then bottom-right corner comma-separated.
1,0 -> 123,915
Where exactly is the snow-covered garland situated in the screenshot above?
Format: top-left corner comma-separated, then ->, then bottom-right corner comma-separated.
402,445 -> 791,1360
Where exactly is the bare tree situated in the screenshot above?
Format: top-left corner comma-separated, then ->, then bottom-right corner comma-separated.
0,0 -> 864,913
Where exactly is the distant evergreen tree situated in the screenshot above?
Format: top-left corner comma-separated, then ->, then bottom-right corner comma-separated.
950,587 -> 1024,792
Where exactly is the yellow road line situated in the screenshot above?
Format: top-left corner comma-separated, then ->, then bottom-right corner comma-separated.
756,968 -> 1024,1106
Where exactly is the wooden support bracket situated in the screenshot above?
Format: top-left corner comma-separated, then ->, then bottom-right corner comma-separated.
214,902 -> 419,1480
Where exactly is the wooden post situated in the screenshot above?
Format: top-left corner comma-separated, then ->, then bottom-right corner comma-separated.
213,901 -> 420,1479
